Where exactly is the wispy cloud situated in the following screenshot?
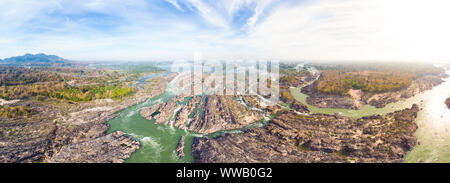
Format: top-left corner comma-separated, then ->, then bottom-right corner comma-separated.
165,0 -> 183,11
0,0 -> 449,62
243,0 -> 450,62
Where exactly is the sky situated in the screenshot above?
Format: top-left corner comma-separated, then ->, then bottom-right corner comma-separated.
0,0 -> 450,62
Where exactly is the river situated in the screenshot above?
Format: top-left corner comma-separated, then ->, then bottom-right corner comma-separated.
107,69 -> 450,163
106,72 -> 272,163
107,74 -> 199,163
290,70 -> 450,162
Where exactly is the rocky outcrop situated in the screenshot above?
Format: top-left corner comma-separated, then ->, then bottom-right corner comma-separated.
0,120 -> 56,163
45,73 -> 176,162
192,104 -> 420,163
173,96 -> 202,130
446,98 -> 450,110
188,95 -> 263,134
302,81 -> 360,109
279,85 -> 310,113
141,95 -> 264,134
0,102 -> 59,163
140,95 -> 184,125
175,136 -> 185,158
290,100 -> 309,113
46,131 -> 139,163
140,104 -> 161,120
241,95 -> 284,116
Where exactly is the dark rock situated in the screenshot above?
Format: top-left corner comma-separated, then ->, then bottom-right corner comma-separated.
192,105 -> 420,163
142,95 -> 264,134
301,81 -> 360,109
0,73 -> 177,163
291,100 -> 309,113
46,131 -> 139,163
176,136 -> 185,158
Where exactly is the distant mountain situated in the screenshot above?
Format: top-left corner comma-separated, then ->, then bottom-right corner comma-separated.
0,53 -> 74,67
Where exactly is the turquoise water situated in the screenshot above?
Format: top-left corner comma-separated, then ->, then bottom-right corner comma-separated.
107,92 -> 199,163
106,73 -> 273,163
106,90 -> 275,162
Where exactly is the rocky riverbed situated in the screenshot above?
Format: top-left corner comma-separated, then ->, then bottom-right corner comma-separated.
0,73 -> 176,163
192,104 -> 420,163
141,95 -> 264,134
46,131 -> 139,163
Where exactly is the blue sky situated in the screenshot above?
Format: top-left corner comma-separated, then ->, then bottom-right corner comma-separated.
1,0 -> 450,62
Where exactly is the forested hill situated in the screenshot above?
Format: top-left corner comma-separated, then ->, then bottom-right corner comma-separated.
0,53 -> 75,67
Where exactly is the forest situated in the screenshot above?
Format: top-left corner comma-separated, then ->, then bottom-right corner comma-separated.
316,71 -> 413,95
313,63 -> 445,96
0,82 -> 135,102
0,67 -> 73,86
0,63 -> 164,121
48,84 -> 135,102
0,67 -> 137,102
312,62 -> 444,77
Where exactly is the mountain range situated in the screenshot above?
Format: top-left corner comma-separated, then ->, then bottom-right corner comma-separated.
0,53 -> 72,66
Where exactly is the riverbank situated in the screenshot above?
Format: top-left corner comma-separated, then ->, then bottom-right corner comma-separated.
0,71 -> 176,163
290,69 -> 450,162
46,131 -> 139,163
290,71 -> 449,119
106,91 -> 198,163
44,73 -> 176,163
140,95 -> 264,134
404,70 -> 450,162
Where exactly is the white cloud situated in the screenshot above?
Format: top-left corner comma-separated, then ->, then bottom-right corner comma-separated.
0,0 -> 55,31
1,0 -> 449,62
166,0 -> 183,11
182,0 -> 229,28
178,0 -> 276,29
246,0 -> 274,28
